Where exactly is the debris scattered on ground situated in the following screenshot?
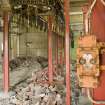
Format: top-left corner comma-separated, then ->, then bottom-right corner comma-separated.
0,70 -> 65,105
10,82 -> 65,105
9,56 -> 48,71
71,60 -> 80,105
0,57 -> 79,105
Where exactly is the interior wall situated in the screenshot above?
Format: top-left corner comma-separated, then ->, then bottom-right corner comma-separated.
10,29 -> 57,60
19,31 -> 48,58
9,15 -> 62,60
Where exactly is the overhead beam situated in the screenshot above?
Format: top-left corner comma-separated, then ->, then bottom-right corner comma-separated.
69,11 -> 83,15
70,0 -> 88,3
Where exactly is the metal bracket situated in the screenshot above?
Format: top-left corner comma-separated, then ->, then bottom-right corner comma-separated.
100,65 -> 105,71
97,42 -> 105,48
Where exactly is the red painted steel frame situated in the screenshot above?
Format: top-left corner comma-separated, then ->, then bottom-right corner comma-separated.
62,37 -> 65,64
55,34 -> 58,66
64,0 -> 71,105
3,11 -> 9,93
48,16 -> 53,84
58,36 -> 60,64
60,37 -> 63,65
91,0 -> 105,105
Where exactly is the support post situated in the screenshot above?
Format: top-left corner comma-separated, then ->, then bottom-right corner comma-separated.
48,16 -> 53,84
64,0 -> 71,105
58,36 -> 60,64
55,34 -> 58,66
62,37 -> 65,64
91,1 -> 105,105
3,11 -> 9,93
60,37 -> 63,65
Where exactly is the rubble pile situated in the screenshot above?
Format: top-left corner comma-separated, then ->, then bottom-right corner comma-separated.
0,82 -> 65,105
71,60 -> 80,105
9,56 -> 48,71
4,56 -> 65,105
0,57 -> 79,105
9,82 -> 65,105
8,68 -> 65,105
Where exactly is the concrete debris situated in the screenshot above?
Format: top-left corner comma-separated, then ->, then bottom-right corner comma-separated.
37,56 -> 48,68
9,56 -> 48,71
0,74 -> 65,105
6,56 -> 65,105
9,73 -> 65,105
9,56 -> 65,92
1,57 -> 79,105
71,60 -> 80,105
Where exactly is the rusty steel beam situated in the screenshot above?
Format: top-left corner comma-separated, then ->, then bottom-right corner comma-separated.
48,16 -> 53,84
64,0 -> 71,105
3,11 -> 9,93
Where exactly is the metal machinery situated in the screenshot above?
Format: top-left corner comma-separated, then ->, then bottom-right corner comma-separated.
77,35 -> 99,88
76,0 -> 105,104
1,0 -> 71,105
77,34 -> 105,104
77,34 -> 105,88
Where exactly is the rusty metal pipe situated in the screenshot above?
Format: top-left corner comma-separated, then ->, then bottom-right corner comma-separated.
64,0 -> 71,104
85,0 -> 97,34
3,11 -> 9,93
87,88 -> 105,104
100,0 -> 105,6
48,16 -> 53,84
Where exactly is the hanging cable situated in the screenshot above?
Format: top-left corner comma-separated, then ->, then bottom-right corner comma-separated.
100,0 -> 105,6
87,88 -> 105,104
85,0 -> 97,34
86,0 -> 97,17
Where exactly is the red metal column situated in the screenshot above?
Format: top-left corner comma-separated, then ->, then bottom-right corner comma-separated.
57,35 -> 59,64
91,0 -> 105,105
58,35 -> 60,64
64,0 -> 71,105
62,37 -> 64,64
62,37 -> 65,64
3,11 -> 9,93
60,37 -> 63,65
55,34 -> 58,66
48,16 -> 53,84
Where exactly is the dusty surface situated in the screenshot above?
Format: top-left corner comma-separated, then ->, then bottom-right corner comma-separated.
0,58 -> 92,105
